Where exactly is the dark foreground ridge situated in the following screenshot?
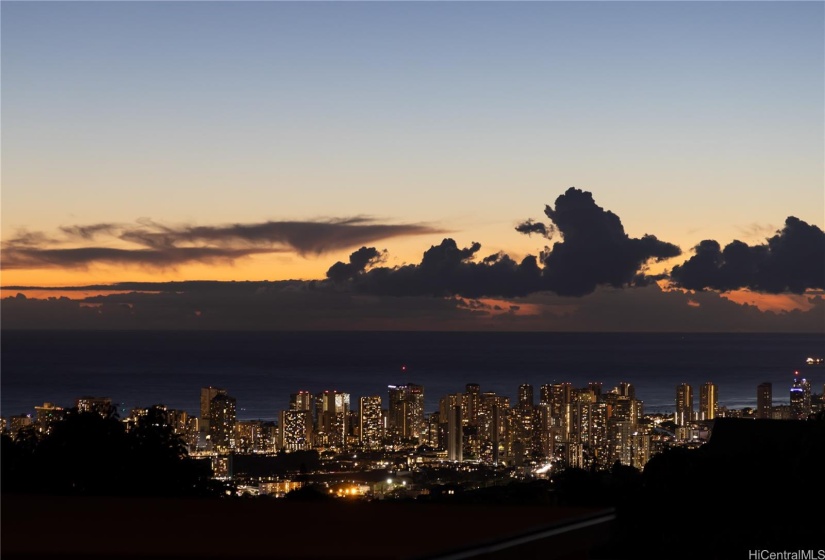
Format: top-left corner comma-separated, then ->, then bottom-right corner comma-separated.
1,496 -> 614,560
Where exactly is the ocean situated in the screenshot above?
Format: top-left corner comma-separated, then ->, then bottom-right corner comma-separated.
2,330 -> 823,420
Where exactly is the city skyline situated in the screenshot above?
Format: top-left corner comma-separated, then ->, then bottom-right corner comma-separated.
8,373 -> 820,428
6,373 -> 822,477
2,2 -> 824,332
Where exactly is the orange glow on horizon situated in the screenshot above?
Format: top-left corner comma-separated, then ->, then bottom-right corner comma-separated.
0,252 -> 346,288
657,280 -> 817,313
0,289 -> 157,300
720,290 -> 817,313
456,297 -> 544,317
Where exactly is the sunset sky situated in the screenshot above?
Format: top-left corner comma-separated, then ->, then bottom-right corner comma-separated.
2,2 -> 823,331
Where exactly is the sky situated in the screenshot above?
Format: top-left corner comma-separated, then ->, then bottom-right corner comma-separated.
1,2 -> 823,331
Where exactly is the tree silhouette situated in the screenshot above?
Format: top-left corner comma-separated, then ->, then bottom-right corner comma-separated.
125,405 -> 212,496
2,405 -> 218,497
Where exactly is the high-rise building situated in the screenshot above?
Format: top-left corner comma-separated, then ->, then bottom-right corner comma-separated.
422,412 -> 441,448
166,408 -> 200,450
518,384 -> 534,407
757,383 -> 772,419
234,420 -> 272,453
675,384 -> 693,426
588,382 -> 603,401
610,395 -> 639,425
617,382 -> 635,400
290,391 -> 313,412
76,396 -> 113,417
539,384 -> 552,406
315,391 -> 350,450
208,393 -> 237,452
359,396 -> 383,449
699,382 -> 717,421
607,419 -> 635,467
279,410 -> 313,451
548,383 -> 573,426
200,387 -> 227,435
463,384 -> 481,427
446,399 -> 463,462
478,392 -> 508,464
588,402 -> 610,470
388,384 -> 424,444
34,402 -> 64,435
790,374 -> 812,420
512,388 -> 538,461
771,405 -> 793,420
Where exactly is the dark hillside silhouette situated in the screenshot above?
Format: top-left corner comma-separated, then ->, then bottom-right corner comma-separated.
1,405 -> 219,497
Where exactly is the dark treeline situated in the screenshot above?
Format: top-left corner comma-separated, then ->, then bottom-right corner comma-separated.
1,406 -> 221,497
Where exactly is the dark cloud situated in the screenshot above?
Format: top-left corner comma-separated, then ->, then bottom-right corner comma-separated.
330,239 -> 543,298
2,218 -> 444,270
331,188 -> 681,299
514,219 -> 554,239
326,246 -> 385,284
2,246 -> 277,270
540,188 -> 682,296
117,218 -> 444,255
671,217 -> 825,294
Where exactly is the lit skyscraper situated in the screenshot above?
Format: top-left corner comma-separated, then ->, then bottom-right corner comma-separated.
463,383 -> 481,427
290,390 -> 313,412
790,373 -> 811,420
359,395 -> 383,449
315,390 -> 350,450
200,386 -> 227,435
446,398 -> 463,462
479,392 -> 508,464
548,383 -> 572,426
675,384 -> 693,426
588,382 -> 603,401
699,382 -> 717,421
388,383 -> 424,444
617,382 -> 635,400
208,393 -> 237,452
757,383 -> 772,419
279,410 -> 313,451
539,384 -> 552,406
518,384 -> 534,407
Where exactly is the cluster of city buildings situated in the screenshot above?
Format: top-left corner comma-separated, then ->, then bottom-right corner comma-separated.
4,372 -> 822,483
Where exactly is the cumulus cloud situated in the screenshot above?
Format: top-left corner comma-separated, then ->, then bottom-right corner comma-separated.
540,188 -> 682,296
331,188 -> 681,298
329,239 -> 542,298
670,217 -> 825,294
2,218 -> 444,270
326,246 -> 386,284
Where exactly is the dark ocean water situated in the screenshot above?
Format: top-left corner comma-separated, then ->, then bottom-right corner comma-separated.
2,331 -> 824,421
